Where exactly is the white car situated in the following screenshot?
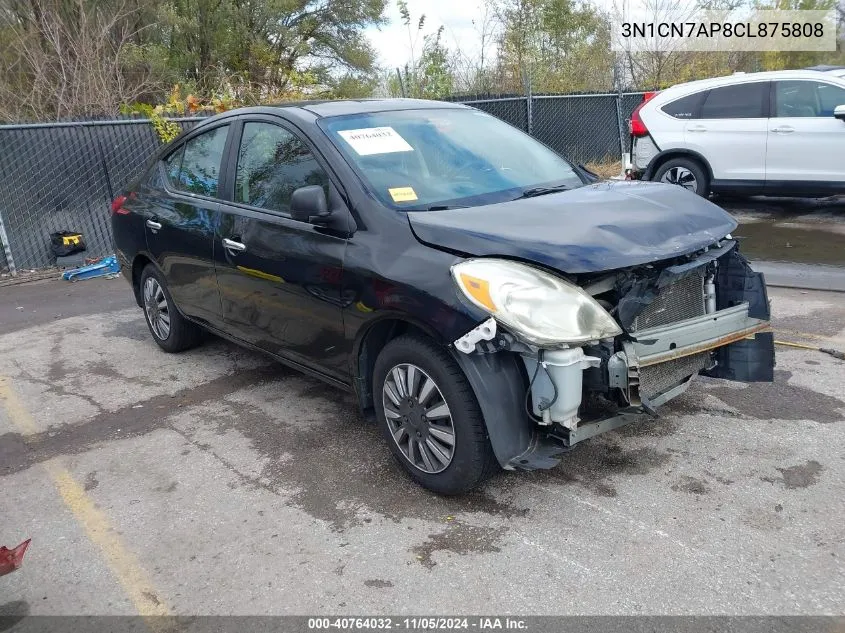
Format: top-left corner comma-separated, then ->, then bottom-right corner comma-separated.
630,70 -> 845,197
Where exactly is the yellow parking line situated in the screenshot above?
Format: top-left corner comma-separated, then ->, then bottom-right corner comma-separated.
0,376 -> 171,623
775,329 -> 839,342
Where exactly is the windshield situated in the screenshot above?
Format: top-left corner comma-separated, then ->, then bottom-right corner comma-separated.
319,108 -> 584,210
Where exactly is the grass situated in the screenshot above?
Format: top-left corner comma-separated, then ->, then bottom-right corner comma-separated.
584,159 -> 624,180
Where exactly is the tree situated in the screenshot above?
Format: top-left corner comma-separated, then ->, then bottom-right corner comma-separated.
450,0 -> 501,94
158,0 -> 387,101
391,1 -> 454,99
0,0 -> 162,121
0,0 -> 388,121
755,0 -> 845,70
618,0 -> 845,89
494,0 -> 615,93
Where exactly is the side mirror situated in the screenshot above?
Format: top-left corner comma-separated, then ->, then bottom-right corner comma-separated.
290,185 -> 331,224
835,105 -> 845,122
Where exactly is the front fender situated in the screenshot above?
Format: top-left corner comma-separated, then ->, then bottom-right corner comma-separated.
451,349 -> 568,470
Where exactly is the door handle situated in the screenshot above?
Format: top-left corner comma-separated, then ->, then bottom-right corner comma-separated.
688,125 -> 707,132
771,126 -> 794,134
146,219 -> 162,231
222,238 -> 246,253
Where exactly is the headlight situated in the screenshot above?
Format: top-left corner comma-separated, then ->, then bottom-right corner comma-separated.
451,259 -> 622,346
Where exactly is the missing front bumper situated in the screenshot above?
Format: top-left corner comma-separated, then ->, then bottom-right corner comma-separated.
460,246 -> 775,470
522,302 -> 771,452
625,302 -> 771,406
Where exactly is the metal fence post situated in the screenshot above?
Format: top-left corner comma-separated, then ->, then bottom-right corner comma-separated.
0,209 -> 16,276
523,70 -> 533,136
615,92 -> 626,161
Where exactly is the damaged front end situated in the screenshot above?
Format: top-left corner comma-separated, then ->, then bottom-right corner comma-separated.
451,239 -> 774,470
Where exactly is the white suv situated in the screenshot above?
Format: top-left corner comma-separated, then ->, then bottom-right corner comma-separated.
630,70 -> 845,197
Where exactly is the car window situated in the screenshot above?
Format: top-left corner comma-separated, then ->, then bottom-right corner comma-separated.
774,80 -> 845,117
661,92 -> 706,119
175,125 -> 229,197
700,83 -> 767,119
320,108 -> 583,211
146,164 -> 164,189
235,122 -> 329,214
164,145 -> 184,188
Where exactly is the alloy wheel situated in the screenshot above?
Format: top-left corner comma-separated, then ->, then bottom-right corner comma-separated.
660,166 -> 698,191
382,363 -> 456,474
143,277 -> 171,340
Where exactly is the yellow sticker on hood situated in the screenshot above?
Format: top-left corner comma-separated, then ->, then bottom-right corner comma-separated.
388,187 -> 418,203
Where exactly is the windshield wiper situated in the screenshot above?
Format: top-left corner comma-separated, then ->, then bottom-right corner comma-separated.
516,184 -> 572,199
421,204 -> 469,211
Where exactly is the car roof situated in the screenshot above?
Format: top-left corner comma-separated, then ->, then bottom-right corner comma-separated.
185,99 -> 472,134
805,65 -> 845,72
233,98 -> 469,119
651,69 -> 845,102
298,98 -> 469,117
180,99 -> 473,141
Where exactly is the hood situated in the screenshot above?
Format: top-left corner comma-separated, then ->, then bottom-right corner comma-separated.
407,181 -> 737,274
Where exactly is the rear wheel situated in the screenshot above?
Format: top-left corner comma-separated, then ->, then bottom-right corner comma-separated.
654,157 -> 709,197
373,335 -> 498,495
140,264 -> 202,353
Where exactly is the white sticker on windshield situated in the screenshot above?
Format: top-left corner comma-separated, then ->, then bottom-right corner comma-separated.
337,127 -> 414,156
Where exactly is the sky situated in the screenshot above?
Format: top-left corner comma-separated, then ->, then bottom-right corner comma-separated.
366,0 -> 501,69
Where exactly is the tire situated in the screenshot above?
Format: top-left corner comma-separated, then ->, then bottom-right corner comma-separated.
139,264 -> 203,353
373,334 -> 498,495
653,157 -> 710,197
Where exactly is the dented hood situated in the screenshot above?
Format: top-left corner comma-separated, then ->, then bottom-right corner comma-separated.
407,181 -> 737,274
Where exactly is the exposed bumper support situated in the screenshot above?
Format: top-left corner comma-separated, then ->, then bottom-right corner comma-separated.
455,249 -> 774,468
628,303 -> 770,369
524,302 -> 771,449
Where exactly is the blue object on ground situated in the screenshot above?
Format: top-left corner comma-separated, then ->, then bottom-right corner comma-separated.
61,255 -> 121,281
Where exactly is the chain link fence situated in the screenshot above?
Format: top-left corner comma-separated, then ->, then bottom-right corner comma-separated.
0,117 -> 204,275
453,91 -> 644,164
0,92 -> 644,275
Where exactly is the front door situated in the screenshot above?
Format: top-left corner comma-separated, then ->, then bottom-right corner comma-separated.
145,124 -> 230,326
215,119 -> 349,380
683,81 -> 770,183
766,79 -> 845,185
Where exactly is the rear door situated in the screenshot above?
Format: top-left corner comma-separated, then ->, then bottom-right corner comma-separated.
683,82 -> 769,183
766,79 -> 845,185
146,124 -> 230,327
215,117 -> 349,380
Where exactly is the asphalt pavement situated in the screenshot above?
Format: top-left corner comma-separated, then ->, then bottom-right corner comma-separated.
1,275 -> 843,617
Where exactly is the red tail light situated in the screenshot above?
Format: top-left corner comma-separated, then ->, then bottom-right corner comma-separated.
111,195 -> 129,215
629,91 -> 660,138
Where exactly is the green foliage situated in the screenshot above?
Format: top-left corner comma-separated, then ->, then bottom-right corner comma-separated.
417,27 -> 454,98
496,0 -> 615,92
0,0 -> 387,122
393,3 -> 454,98
754,0 -> 845,71
123,85 -> 241,143
331,74 -> 381,99
4,0 -> 842,120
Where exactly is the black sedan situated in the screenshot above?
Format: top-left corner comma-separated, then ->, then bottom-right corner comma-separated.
112,99 -> 774,494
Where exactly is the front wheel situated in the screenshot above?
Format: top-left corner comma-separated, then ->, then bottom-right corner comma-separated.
373,335 -> 498,495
